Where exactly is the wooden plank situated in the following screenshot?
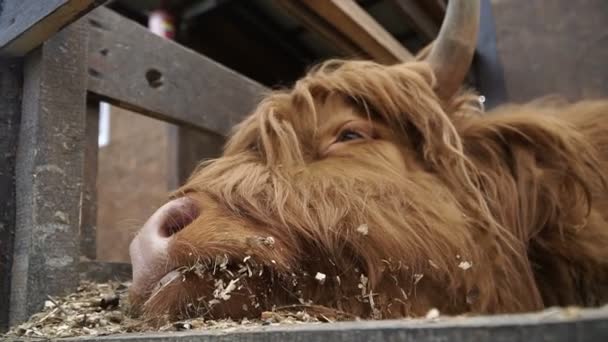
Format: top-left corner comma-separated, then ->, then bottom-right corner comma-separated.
275,0 -> 364,58
415,0 -> 446,25
80,102 -> 100,261
167,126 -> 225,190
64,307 -> 608,342
0,57 -> 22,332
491,0 -> 608,102
10,18 -> 89,325
299,0 -> 414,63
86,7 -> 268,136
0,0 -> 105,56
392,0 -> 439,41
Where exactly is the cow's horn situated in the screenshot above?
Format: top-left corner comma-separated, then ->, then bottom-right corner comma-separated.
426,0 -> 480,100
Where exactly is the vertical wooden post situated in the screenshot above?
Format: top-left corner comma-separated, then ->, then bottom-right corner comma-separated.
81,102 -> 100,261
10,18 -> 89,325
0,58 -> 23,332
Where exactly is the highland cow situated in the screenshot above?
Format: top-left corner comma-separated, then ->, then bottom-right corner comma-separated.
129,0 -> 608,321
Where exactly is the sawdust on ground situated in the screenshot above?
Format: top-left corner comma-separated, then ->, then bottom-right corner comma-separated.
2,281 -> 335,339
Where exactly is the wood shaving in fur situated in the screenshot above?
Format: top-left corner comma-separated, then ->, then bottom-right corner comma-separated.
458,261 -> 473,270
356,224 -> 369,235
425,308 -> 440,319
315,272 -> 327,285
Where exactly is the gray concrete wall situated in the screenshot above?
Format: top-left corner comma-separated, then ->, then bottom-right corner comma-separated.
491,0 -> 608,103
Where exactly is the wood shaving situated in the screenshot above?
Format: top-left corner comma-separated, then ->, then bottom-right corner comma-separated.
214,278 -> 240,301
458,261 -> 473,270
4,281 -> 139,339
263,236 -> 275,247
2,280 -> 331,340
428,259 -> 440,269
356,224 -> 369,235
425,308 -> 440,319
358,274 -> 369,297
314,272 -> 326,285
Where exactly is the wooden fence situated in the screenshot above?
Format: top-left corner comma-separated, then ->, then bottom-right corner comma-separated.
0,0 -> 268,329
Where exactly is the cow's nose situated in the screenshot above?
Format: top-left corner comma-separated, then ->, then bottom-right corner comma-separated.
129,197 -> 200,294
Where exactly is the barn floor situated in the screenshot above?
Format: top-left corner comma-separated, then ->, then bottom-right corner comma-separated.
3,281 -> 608,341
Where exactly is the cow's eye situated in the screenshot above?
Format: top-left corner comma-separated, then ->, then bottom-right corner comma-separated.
337,129 -> 364,142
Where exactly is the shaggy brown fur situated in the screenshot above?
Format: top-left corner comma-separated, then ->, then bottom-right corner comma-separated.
131,59 -> 608,320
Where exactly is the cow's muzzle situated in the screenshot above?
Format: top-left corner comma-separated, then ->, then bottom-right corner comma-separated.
129,196 -> 200,297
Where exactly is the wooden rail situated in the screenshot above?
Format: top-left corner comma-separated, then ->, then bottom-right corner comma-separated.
392,0 -> 439,41
0,0 -> 105,56
86,7 -> 267,136
276,0 -> 365,58
290,0 -> 414,63
64,307 -> 608,342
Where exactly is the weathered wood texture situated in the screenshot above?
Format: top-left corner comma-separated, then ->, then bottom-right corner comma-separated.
167,126 -> 225,190
81,102 -> 100,261
0,0 -> 104,56
64,307 -> 608,342
0,57 -> 22,332
87,7 -> 268,136
10,19 -> 89,325
491,0 -> 608,102
299,0 -> 413,63
276,0 -> 364,58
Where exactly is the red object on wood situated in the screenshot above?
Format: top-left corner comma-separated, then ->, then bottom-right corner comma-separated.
148,9 -> 175,40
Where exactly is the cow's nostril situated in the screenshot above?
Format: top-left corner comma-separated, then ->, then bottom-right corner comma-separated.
159,197 -> 200,237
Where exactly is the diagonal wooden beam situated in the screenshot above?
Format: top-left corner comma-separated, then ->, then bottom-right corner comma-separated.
86,7 -> 267,136
0,0 -> 106,56
297,0 -> 414,63
415,0 -> 446,25
392,0 -> 439,41
276,0 -> 365,58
